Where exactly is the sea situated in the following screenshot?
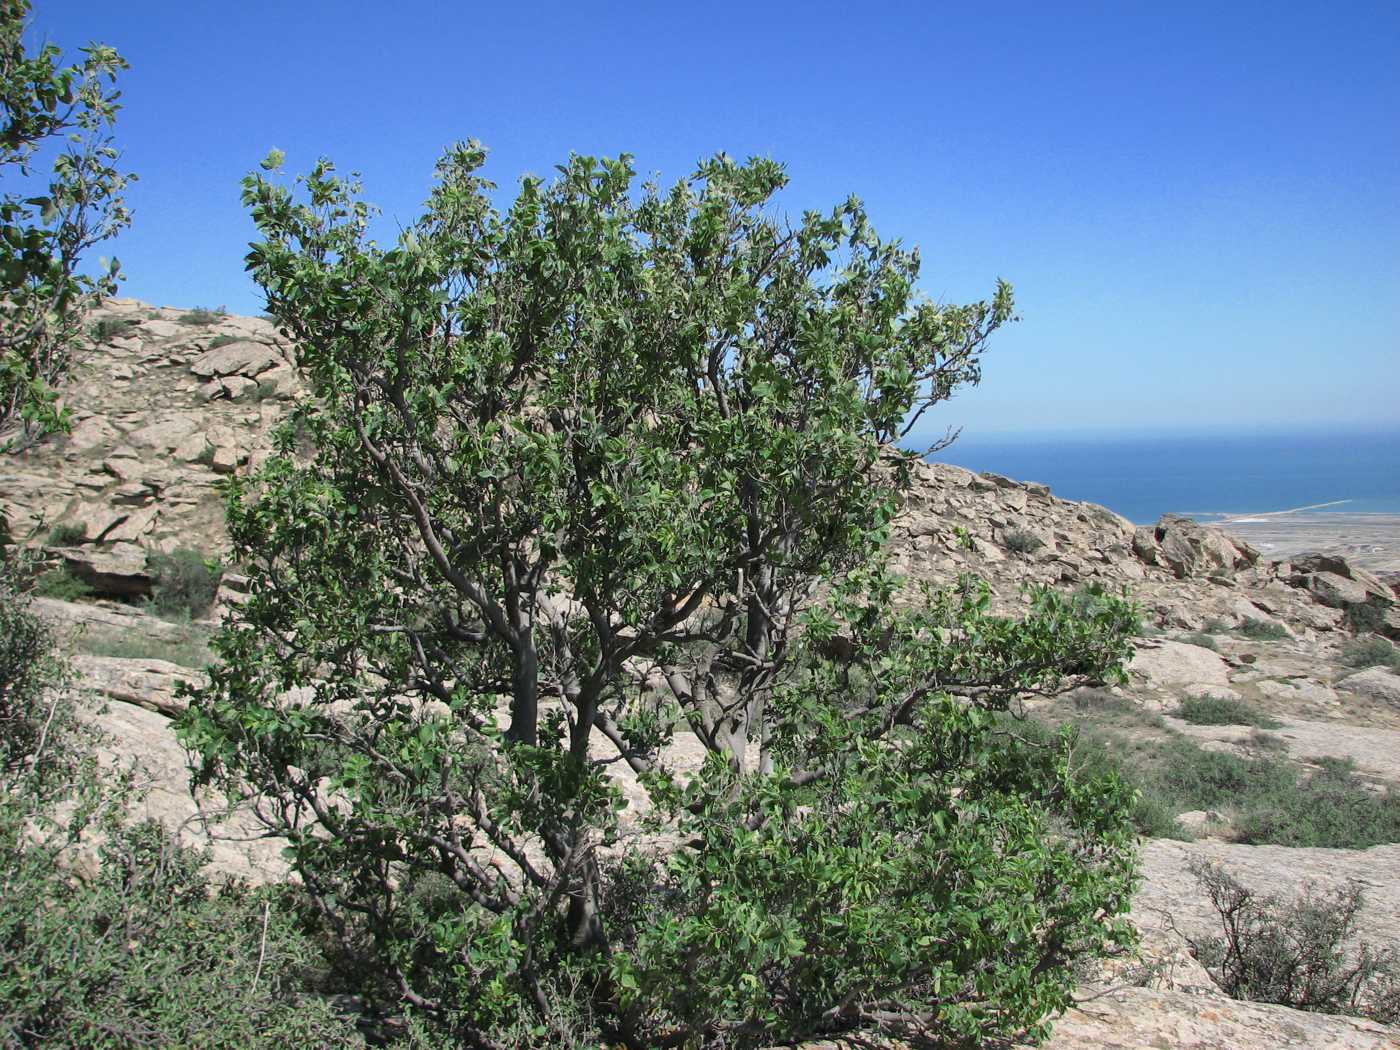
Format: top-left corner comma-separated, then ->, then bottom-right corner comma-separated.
930,426 -> 1400,526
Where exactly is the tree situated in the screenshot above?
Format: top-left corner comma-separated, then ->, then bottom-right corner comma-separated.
1,0 -> 133,440
182,143 -> 1142,1048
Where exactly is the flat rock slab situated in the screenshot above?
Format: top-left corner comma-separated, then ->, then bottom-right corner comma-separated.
1035,985 -> 1400,1049
1130,639 -> 1232,692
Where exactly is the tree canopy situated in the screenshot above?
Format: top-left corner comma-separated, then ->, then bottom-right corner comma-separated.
183,143 -> 1141,1048
0,0 -> 132,440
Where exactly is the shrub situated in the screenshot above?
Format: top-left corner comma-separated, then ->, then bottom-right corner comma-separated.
208,333 -> 240,349
1003,527 -> 1045,554
1187,859 -> 1400,1023
1234,762 -> 1400,849
46,522 -> 88,546
1175,695 -> 1280,728
0,803 -> 363,1047
181,145 -> 1144,1048
146,548 -> 221,620
88,316 -> 137,343
30,566 -> 93,602
1237,618 -> 1288,641
1181,631 -> 1218,650
1344,600 -> 1391,636
0,555 -> 85,799
1340,635 -> 1400,670
176,305 -> 226,326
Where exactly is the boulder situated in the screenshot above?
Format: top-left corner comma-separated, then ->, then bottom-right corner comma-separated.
188,340 -> 281,380
1129,640 -> 1233,692
1151,515 -> 1258,579
1294,570 -> 1387,609
60,543 -> 151,598
1337,667 -> 1400,706
70,653 -> 200,717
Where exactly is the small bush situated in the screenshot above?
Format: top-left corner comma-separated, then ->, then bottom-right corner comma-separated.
30,566 -> 93,602
88,316 -> 136,343
0,805 -> 363,1047
1181,631 -> 1218,650
1187,860 -> 1400,1023
207,333 -> 240,349
1003,527 -> 1045,554
1234,764 -> 1400,850
176,305 -> 226,326
1246,730 -> 1287,753
0,556 -> 85,798
1340,635 -> 1400,671
1344,600 -> 1391,636
1237,618 -> 1288,641
45,522 -> 87,546
1202,617 -> 1227,633
1175,695 -> 1280,728
146,549 -> 221,620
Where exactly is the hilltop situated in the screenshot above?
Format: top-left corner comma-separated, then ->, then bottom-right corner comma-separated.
4,300 -> 1400,1048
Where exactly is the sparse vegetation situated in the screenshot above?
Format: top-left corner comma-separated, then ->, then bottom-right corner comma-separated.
45,522 -> 87,546
207,333 -> 240,349
146,548 -> 221,620
1344,600 -> 1392,636
1237,618 -> 1289,641
176,305 -> 226,326
78,628 -> 213,669
1187,860 -> 1400,1024
88,316 -> 137,343
1003,526 -> 1045,554
30,565 -> 93,602
1181,630 -> 1218,650
1340,634 -> 1400,671
1175,695 -> 1280,728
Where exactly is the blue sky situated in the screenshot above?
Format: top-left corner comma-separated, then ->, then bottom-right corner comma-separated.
27,1 -> 1400,439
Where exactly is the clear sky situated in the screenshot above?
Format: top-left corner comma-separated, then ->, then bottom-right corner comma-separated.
25,1 -> 1400,439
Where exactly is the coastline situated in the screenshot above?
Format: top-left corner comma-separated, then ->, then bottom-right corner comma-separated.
1206,509 -> 1400,574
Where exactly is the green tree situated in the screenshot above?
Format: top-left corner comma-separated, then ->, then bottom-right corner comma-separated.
183,144 -> 1142,1047
1,0 -> 133,440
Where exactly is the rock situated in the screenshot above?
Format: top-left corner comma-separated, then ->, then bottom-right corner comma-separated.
60,543 -> 151,598
1337,667 -> 1400,706
81,697 -> 288,883
127,416 -> 201,450
1176,810 -> 1225,835
70,653 -> 200,717
188,340 -> 281,379
198,375 -> 259,402
1295,571 -> 1385,609
1291,551 -> 1354,577
1130,640 -> 1232,692
1151,515 -> 1258,579
1031,985 -> 1400,1049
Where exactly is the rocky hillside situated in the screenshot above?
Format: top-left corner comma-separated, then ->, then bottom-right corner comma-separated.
5,300 -> 1400,1048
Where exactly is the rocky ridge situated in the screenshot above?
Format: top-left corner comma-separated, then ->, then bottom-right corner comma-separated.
5,300 -> 1400,1048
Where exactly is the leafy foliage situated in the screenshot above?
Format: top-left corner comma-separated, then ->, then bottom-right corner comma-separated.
0,551 -> 83,801
0,803 -> 365,1048
1187,860 -> 1400,1023
182,144 -> 1142,1047
1,0 -> 134,439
